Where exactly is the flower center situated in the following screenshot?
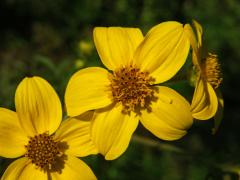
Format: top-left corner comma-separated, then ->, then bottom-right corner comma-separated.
110,65 -> 156,113
25,132 -> 62,171
202,53 -> 222,89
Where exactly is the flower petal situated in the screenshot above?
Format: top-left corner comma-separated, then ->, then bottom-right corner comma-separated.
15,77 -> 62,136
2,158 -> 28,180
134,21 -> 190,83
91,104 -> 139,160
140,86 -> 193,140
65,67 -> 113,117
2,157 -> 47,180
93,27 -> 144,70
192,20 -> 203,48
51,155 -> 96,180
212,90 -> 224,134
54,111 -> 98,157
18,162 -> 48,179
184,24 -> 200,67
184,24 -> 197,53
191,79 -> 218,120
0,108 -> 28,158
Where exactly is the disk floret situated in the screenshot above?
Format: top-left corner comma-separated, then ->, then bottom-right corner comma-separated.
110,65 -> 156,113
25,132 -> 62,171
202,53 -> 222,89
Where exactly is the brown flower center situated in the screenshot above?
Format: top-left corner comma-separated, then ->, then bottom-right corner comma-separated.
202,53 -> 222,89
110,65 -> 156,113
25,132 -> 62,171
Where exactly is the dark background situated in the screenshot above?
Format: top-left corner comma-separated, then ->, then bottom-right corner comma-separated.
0,0 -> 240,179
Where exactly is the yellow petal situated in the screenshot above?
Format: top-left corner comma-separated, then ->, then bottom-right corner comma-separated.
1,157 -> 47,180
184,24 -> 200,67
15,77 -> 62,136
51,155 -> 96,180
93,27 -> 144,70
54,112 -> 98,157
140,86 -> 193,140
191,79 -> 218,120
18,162 -> 48,179
192,20 -> 203,48
65,67 -> 113,117
184,24 -> 197,53
134,21 -> 190,84
212,90 -> 224,134
91,104 -> 139,160
2,158 -> 28,180
0,108 -> 28,158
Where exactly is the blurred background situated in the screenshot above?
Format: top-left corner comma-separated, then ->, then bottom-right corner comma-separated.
0,0 -> 240,179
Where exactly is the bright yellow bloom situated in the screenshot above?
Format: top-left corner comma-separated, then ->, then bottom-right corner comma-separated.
65,22 -> 193,160
185,20 -> 223,121
0,77 -> 97,180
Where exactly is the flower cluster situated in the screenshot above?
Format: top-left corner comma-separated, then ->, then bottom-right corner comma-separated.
0,20 -> 223,179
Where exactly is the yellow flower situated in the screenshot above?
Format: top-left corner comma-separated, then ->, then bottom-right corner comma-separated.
185,20 -> 223,121
65,22 -> 193,160
0,77 -> 97,180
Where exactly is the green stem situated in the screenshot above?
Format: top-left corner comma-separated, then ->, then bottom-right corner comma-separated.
132,135 -> 184,154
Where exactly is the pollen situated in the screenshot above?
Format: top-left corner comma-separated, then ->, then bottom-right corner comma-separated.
110,65 -> 156,113
25,132 -> 62,171
202,53 -> 222,89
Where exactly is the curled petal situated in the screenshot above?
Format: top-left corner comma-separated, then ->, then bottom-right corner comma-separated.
140,86 -> 193,140
191,79 -> 218,120
212,90 -> 224,134
184,24 -> 200,67
192,20 -> 203,48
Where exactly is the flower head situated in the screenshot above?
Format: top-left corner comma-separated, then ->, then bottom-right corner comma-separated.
185,20 -> 223,122
0,77 -> 97,180
65,22 -> 193,160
